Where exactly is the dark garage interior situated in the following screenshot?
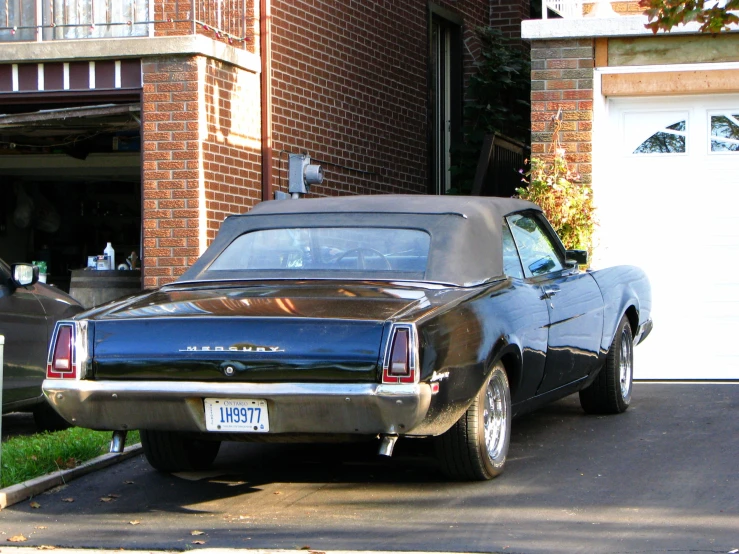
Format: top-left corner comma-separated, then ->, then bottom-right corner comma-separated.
0,99 -> 142,296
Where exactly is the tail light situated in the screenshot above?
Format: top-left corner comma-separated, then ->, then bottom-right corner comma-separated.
47,322 -> 86,379
382,324 -> 417,384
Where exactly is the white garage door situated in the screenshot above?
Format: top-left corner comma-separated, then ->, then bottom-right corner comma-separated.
594,94 -> 739,380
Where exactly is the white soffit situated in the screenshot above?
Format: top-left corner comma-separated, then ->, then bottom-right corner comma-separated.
522,14 -> 739,40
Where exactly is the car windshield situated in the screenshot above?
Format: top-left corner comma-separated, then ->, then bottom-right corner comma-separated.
207,227 -> 431,276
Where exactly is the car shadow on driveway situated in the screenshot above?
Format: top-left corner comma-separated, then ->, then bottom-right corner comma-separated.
0,383 -> 737,554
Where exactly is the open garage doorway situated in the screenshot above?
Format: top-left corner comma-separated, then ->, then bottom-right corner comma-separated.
0,99 -> 142,299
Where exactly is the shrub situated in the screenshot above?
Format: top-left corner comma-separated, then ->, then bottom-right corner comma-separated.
517,153 -> 596,257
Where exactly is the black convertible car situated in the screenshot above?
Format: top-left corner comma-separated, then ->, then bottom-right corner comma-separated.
42,196 -> 651,480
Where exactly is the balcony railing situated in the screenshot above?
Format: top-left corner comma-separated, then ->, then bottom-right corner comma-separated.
0,0 -> 253,48
542,0 -> 643,18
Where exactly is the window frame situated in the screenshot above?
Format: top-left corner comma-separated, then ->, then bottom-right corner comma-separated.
428,5 -> 463,195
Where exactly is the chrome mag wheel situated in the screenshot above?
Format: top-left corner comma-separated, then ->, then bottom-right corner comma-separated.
484,370 -> 509,462
620,326 -> 633,403
435,363 -> 511,480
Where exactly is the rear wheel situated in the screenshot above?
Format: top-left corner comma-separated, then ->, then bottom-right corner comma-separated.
579,315 -> 633,414
141,430 -> 221,472
435,363 -> 511,481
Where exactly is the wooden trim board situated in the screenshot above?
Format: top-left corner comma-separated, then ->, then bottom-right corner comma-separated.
602,69 -> 739,96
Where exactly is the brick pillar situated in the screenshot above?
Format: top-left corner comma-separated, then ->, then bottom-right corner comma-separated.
142,56 -> 201,289
202,58 -> 262,243
530,39 -> 594,183
141,55 -> 263,289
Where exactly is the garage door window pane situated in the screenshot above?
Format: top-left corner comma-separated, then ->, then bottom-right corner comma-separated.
634,121 -> 686,154
710,114 -> 739,152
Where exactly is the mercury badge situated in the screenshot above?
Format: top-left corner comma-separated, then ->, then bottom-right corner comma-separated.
180,345 -> 285,352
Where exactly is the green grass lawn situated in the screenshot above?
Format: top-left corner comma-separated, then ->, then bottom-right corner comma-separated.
0,428 -> 140,488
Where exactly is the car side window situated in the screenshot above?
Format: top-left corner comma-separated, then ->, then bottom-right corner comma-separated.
501,222 -> 523,279
507,213 -> 564,278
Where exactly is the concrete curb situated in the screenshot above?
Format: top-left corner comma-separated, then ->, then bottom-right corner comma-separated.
0,443 -> 142,510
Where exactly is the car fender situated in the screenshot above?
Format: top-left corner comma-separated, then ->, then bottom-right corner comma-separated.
411,293 -> 527,437
488,336 -> 523,401
589,265 -> 652,354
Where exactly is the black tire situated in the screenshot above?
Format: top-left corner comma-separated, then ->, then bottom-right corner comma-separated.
435,363 -> 511,481
579,315 -> 633,414
141,430 -> 221,472
33,401 -> 72,432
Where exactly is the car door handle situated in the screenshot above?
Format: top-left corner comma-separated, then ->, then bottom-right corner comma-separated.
541,286 -> 560,299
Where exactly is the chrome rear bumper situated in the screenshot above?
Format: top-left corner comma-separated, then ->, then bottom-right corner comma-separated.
42,380 -> 432,436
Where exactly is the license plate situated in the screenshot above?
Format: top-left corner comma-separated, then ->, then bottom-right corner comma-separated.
204,398 -> 269,432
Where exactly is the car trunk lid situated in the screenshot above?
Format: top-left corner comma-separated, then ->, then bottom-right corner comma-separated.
89,282 -> 439,383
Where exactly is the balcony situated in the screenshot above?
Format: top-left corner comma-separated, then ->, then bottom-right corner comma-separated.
524,0 -> 656,40
0,0 -> 254,49
543,0 -> 643,19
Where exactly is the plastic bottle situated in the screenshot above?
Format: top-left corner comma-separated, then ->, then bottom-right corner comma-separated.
104,242 -> 115,270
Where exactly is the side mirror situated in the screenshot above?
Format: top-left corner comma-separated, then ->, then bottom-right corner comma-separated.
12,263 -> 39,287
565,250 -> 588,266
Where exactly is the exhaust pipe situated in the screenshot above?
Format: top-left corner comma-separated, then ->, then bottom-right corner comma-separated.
110,430 -> 127,453
378,434 -> 398,457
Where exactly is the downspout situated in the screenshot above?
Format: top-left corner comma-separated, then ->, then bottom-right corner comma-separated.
260,0 -> 273,201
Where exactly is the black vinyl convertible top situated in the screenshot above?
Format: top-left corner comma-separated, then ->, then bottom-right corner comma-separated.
247,194 -> 536,219
179,195 -> 541,287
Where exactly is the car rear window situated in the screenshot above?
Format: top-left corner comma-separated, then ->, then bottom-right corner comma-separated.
208,227 -> 431,275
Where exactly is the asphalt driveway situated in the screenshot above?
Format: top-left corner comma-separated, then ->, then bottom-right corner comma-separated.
0,382 -> 736,554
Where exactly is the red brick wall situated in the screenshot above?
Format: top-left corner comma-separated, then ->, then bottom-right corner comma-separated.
269,0 -> 490,197
530,39 -> 594,183
202,58 -> 262,242
153,0 -> 257,52
142,55 -> 262,288
583,1 -> 643,15
153,1 -> 193,37
142,56 -> 201,288
141,0 -> 527,286
490,0 -> 530,38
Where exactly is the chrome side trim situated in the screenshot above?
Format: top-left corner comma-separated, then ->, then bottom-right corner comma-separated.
635,318 -> 653,346
75,320 -> 90,379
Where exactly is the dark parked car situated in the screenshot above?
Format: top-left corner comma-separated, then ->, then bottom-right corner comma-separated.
1,258 -> 84,430
42,196 -> 652,480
